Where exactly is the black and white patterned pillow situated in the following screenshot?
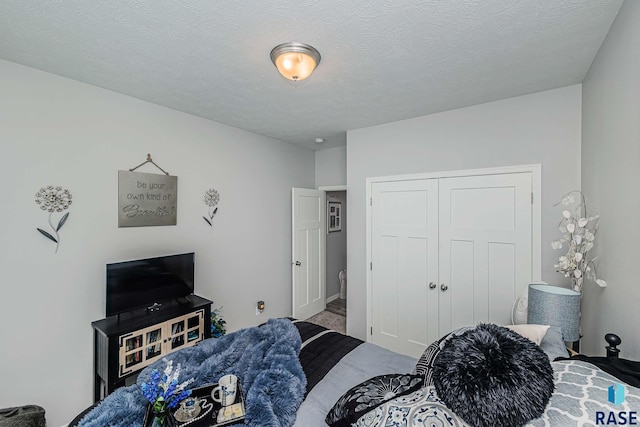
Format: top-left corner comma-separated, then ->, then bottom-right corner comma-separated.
325,373 -> 423,427
413,326 -> 474,386
412,338 -> 443,386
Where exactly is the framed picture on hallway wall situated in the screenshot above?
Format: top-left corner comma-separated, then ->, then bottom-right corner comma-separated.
328,201 -> 342,232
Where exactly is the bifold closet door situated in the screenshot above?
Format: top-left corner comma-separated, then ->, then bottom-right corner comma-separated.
370,179 -> 439,357
437,173 -> 532,333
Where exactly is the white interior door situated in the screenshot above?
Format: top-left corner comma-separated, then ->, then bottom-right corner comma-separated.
370,179 -> 439,356
438,172 -> 532,332
292,188 -> 325,320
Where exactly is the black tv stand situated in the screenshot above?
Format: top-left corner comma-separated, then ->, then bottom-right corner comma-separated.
178,295 -> 193,304
92,295 -> 212,401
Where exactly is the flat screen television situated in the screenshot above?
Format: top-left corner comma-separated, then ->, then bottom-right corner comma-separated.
106,252 -> 195,317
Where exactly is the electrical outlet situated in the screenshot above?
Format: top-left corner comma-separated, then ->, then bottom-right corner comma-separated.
256,300 -> 265,315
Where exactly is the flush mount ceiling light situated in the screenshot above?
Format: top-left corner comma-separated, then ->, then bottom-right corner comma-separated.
270,42 -> 321,81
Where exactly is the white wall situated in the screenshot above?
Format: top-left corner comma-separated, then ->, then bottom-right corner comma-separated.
346,86 -> 582,339
0,59 -> 314,426
581,0 -> 640,358
315,146 -> 347,187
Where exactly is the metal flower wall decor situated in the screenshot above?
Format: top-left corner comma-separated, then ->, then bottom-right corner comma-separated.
35,186 -> 72,253
551,190 -> 606,294
203,188 -> 219,228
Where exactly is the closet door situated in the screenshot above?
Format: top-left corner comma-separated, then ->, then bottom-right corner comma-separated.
438,172 -> 532,333
369,170 -> 533,358
370,179 -> 439,357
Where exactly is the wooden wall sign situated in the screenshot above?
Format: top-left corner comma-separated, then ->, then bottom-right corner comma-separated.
118,170 -> 177,227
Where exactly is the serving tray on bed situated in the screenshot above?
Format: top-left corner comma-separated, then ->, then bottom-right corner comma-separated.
142,383 -> 246,427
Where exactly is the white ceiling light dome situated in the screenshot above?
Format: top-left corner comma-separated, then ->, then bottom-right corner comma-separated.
270,42 -> 321,81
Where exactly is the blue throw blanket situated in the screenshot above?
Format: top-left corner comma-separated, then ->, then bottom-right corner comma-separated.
78,318 -> 306,427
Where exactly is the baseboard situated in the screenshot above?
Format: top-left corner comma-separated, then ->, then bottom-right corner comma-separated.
326,293 -> 340,303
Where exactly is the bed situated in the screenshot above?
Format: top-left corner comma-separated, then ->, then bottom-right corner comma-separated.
70,318 -> 640,427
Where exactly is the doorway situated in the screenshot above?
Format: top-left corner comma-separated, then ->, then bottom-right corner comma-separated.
292,185 -> 347,332
325,190 -> 347,298
325,189 -> 347,321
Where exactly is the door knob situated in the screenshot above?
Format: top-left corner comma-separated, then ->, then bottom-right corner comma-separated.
440,283 -> 448,291
293,261 -> 302,266
429,282 -> 437,289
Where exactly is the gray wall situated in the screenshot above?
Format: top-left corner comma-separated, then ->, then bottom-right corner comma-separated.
326,191 -> 347,299
0,59 -> 315,426
346,85 -> 582,339
581,0 -> 640,358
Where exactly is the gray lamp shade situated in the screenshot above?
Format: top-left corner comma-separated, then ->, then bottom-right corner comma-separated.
527,284 -> 581,342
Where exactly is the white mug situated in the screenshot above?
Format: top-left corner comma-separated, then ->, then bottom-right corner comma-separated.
211,374 -> 238,407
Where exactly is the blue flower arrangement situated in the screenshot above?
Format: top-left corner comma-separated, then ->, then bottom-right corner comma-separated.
141,359 -> 194,424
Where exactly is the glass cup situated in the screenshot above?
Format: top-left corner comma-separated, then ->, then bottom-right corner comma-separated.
180,397 -> 200,418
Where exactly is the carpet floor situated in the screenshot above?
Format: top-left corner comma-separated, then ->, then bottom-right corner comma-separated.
305,303 -> 346,334
326,298 -> 346,316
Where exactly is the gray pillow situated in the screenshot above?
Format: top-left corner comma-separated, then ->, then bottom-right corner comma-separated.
539,326 -> 570,361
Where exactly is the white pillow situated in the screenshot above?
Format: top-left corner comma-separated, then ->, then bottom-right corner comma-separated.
504,324 -> 550,345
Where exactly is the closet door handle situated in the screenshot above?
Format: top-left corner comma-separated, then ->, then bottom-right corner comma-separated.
293,261 -> 301,266
440,284 -> 448,292
429,282 -> 437,290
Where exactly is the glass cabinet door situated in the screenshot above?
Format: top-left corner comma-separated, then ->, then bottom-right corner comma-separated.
187,314 -> 201,343
119,324 -> 163,376
167,311 -> 204,350
123,334 -> 143,368
169,319 -> 186,349
145,327 -> 163,360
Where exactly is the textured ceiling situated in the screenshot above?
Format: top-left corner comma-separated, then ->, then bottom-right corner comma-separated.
0,1 -> 623,150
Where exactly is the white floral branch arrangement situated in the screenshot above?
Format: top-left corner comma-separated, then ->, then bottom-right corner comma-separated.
551,190 -> 606,293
